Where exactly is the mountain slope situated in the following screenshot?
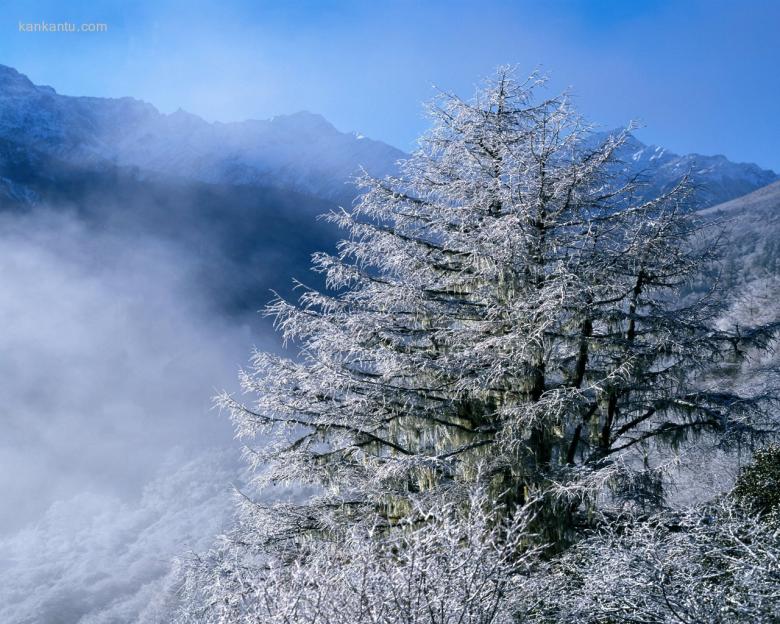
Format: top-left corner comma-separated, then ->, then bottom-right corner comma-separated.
700,180 -> 780,288
701,179 -> 780,216
0,137 -> 340,313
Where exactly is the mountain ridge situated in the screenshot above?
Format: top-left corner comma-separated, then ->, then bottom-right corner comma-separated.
594,129 -> 778,208
2,63 -> 777,210
0,64 -> 404,203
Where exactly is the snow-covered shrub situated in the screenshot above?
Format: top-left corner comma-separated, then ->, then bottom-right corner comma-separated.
519,495 -> 780,623
176,487 -> 542,624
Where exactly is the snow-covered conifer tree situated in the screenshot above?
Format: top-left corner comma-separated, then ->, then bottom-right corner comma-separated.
218,69 -> 776,556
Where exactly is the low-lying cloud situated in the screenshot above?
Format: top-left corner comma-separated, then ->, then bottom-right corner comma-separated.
0,207 -> 261,621
0,450 -> 236,624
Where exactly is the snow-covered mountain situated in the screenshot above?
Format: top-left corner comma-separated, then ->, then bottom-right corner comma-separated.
600,131 -> 778,208
0,64 -> 404,203
2,63 -> 776,210
0,64 -> 409,312
1,62 -> 777,315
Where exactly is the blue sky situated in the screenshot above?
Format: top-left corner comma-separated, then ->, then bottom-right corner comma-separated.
1,0 -> 779,170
